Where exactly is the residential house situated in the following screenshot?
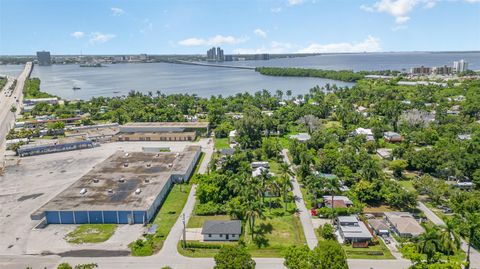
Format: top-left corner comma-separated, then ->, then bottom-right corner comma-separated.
350,128 -> 374,141
323,195 -> 353,209
376,148 -> 392,160
368,219 -> 390,236
336,215 -> 373,244
201,220 -> 242,241
289,133 -> 311,142
384,212 -> 424,238
383,131 -> 403,142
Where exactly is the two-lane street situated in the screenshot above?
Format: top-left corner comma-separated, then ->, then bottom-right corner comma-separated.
0,62 -> 32,169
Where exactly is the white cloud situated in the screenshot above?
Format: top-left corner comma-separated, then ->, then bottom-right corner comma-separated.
178,35 -> 249,46
70,31 -> 84,39
254,28 -> 267,38
360,0 -> 440,25
89,32 -> 116,44
234,41 -> 297,54
111,7 -> 125,16
288,0 -> 305,5
297,36 -> 381,53
395,16 -> 411,23
270,7 -> 283,13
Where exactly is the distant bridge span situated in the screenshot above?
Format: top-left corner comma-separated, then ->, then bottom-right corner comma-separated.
173,60 -> 256,70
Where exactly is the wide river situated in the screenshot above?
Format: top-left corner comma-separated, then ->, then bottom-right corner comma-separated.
0,51 -> 478,100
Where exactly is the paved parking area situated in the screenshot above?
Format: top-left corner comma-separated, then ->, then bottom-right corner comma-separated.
185,228 -> 203,241
0,140 -> 210,255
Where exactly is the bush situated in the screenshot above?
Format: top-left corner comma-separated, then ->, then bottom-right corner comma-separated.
195,202 -> 226,215
185,241 -> 224,249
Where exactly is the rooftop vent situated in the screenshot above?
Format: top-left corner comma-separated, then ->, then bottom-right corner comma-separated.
144,178 -> 150,183
168,163 -> 173,168
124,153 -> 129,157
135,188 -> 142,195
80,188 -> 87,195
107,189 -> 113,195
123,162 -> 129,167
118,177 -> 125,183
146,163 -> 151,168
93,178 -> 100,183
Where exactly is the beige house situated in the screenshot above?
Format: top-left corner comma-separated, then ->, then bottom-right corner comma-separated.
384,212 -> 424,237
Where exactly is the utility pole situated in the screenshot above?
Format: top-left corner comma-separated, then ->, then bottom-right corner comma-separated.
182,213 -> 186,249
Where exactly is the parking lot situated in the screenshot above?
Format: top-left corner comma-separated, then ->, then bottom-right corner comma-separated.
0,140 -> 209,255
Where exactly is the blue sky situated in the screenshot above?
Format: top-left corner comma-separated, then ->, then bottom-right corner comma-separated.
0,0 -> 479,55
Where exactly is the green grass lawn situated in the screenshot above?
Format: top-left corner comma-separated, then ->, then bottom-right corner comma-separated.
342,240 -> 395,260
65,224 -> 117,244
187,215 -> 231,228
214,138 -> 230,150
398,180 -> 416,193
130,183 -> 192,256
244,213 -> 306,257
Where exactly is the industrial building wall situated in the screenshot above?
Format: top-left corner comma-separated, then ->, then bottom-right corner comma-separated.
146,177 -> 174,222
45,210 -> 147,224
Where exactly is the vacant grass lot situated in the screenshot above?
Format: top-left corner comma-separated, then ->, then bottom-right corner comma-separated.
342,240 -> 395,259
65,224 -> 117,244
180,198 -> 305,258
214,138 -> 230,150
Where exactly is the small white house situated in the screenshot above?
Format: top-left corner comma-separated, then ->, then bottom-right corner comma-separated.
201,220 -> 242,241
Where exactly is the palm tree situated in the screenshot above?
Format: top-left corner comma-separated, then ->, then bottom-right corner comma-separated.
320,174 -> 341,222
439,219 -> 460,255
245,201 -> 263,240
416,224 -> 442,263
465,213 -> 480,269
278,162 -> 294,211
278,175 -> 292,212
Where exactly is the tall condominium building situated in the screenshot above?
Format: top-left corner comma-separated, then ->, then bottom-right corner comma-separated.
410,66 -> 431,75
36,51 -> 51,66
206,47 -> 224,61
453,59 -> 468,73
432,65 -> 452,75
216,47 -> 224,61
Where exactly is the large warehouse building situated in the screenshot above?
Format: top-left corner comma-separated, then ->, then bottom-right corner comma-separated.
113,122 -> 209,142
32,146 -> 201,225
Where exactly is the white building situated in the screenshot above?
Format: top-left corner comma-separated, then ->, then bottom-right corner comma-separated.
453,59 -> 468,73
350,128 -> 374,141
202,220 -> 241,241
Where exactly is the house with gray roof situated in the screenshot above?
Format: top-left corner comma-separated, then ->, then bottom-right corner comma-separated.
201,220 -> 242,241
336,215 -> 373,244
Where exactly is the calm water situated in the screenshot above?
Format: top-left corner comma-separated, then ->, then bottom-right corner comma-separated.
0,52 -> 478,100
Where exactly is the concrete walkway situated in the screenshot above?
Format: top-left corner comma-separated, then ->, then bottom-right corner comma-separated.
281,149 -> 318,250
418,201 -> 480,268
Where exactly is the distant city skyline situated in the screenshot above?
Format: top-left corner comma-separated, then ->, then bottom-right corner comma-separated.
0,0 -> 479,55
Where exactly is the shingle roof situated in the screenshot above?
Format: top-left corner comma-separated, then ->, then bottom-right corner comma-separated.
201,220 -> 242,235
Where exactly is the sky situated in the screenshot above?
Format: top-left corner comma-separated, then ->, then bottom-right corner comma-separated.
0,0 -> 479,55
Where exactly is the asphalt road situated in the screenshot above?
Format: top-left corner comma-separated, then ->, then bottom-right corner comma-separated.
0,62 -> 32,169
281,149 -> 318,250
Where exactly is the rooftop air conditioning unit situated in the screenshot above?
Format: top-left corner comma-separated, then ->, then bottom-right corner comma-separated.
93,178 -> 100,183
123,163 -> 129,167
144,178 -> 150,183
168,163 -> 173,168
146,163 -> 151,167
135,188 -> 141,195
118,177 -> 125,183
125,153 -> 129,157
80,188 -> 87,195
107,189 -> 113,194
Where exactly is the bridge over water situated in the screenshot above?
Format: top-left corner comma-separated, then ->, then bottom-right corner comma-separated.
173,60 -> 256,70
